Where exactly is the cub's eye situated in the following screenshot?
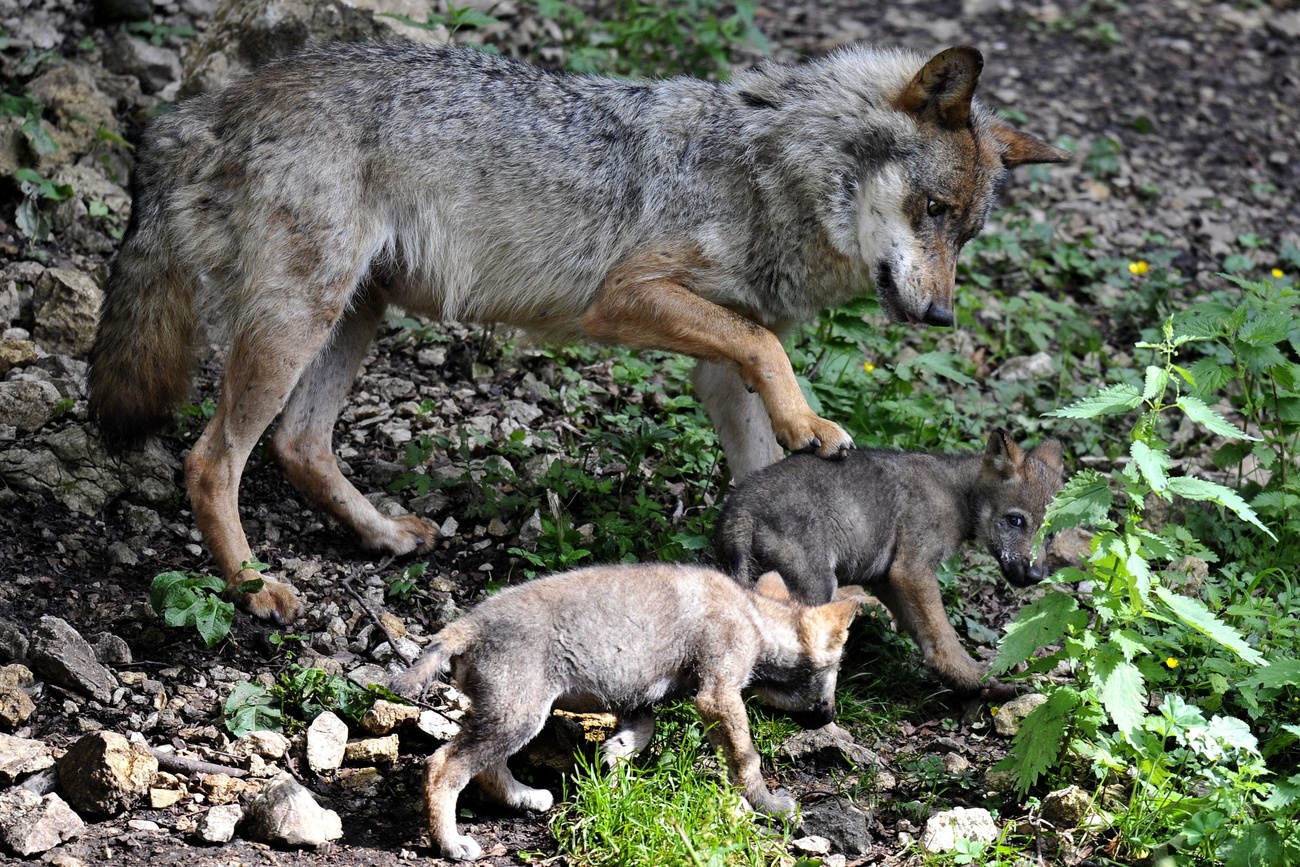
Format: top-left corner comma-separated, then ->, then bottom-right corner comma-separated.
926,198 -> 947,217
1006,514 -> 1026,528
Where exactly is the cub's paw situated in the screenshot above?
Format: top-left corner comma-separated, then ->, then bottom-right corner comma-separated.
439,833 -> 483,862
235,571 -> 303,625
746,786 -> 798,818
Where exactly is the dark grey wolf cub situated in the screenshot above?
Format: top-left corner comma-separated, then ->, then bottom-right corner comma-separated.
715,431 -> 1064,695
87,41 -> 1067,623
390,563 -> 861,861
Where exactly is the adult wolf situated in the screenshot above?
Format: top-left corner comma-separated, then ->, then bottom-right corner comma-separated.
89,41 -> 1068,622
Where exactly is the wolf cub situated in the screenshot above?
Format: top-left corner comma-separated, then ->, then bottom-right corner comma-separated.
392,563 -> 861,861
716,431 -> 1063,696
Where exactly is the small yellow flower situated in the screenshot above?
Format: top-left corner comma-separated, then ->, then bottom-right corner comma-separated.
1128,260 -> 1150,276
990,706 -> 999,716
863,361 -> 875,373
1165,657 -> 1179,669
1273,268 -> 1285,279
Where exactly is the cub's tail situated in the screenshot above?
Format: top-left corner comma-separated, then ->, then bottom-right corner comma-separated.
388,620 -> 476,700
715,510 -> 756,586
87,175 -> 196,450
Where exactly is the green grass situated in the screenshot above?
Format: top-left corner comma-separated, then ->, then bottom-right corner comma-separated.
550,704 -> 796,867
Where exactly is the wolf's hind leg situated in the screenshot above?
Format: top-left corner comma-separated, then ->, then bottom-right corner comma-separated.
601,711 -> 655,766
185,302 -> 345,623
271,285 -> 438,555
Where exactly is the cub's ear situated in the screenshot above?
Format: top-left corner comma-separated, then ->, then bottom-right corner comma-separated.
895,45 -> 983,131
815,596 -> 862,651
834,584 -> 868,602
754,571 -> 792,602
991,123 -> 1072,167
1030,438 -> 1064,470
983,429 -> 1025,478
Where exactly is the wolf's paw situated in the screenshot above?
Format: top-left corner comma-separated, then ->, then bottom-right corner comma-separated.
980,679 -> 1020,702
439,833 -> 483,862
775,415 -> 854,459
237,571 -> 303,624
388,668 -> 429,700
362,513 -> 440,556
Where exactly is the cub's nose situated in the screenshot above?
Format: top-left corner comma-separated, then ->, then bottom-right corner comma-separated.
922,302 -> 953,327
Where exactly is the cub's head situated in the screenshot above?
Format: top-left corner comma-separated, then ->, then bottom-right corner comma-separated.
749,573 -> 861,729
977,431 -> 1066,586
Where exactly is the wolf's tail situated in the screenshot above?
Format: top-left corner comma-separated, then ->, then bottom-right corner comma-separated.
717,512 -> 756,586
88,175 -> 196,450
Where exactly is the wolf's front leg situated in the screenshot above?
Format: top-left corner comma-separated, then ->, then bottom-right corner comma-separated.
581,257 -> 853,464
695,683 -> 796,817
875,563 -> 989,694
691,361 -> 783,480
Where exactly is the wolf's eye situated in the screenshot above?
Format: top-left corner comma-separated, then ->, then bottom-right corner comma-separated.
1006,514 -> 1026,528
926,198 -> 947,217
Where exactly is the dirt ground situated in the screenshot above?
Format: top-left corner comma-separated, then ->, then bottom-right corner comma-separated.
0,0 -> 1297,864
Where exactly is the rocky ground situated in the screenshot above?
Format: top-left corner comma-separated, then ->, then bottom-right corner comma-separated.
0,0 -> 1297,864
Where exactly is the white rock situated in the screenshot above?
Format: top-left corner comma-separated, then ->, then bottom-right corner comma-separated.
244,774 -> 342,847
194,803 -> 243,844
0,788 -> 84,856
920,807 -> 999,854
305,711 -> 348,774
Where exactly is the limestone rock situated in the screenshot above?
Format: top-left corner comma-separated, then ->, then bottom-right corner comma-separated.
56,731 -> 158,816
0,734 -> 55,785
1042,785 -> 1099,829
230,729 -> 291,760
0,380 -> 62,433
244,774 -> 342,847
0,338 -> 38,377
780,727 -> 882,770
305,711 -> 348,774
920,807 -> 999,854
359,698 -> 419,735
32,269 -> 101,357
416,709 -> 461,741
0,788 -> 83,856
194,803 -> 243,844
0,423 -> 179,515
993,692 -> 1048,737
28,616 -> 118,703
343,734 -> 399,766
104,32 -> 183,95
799,796 -> 873,856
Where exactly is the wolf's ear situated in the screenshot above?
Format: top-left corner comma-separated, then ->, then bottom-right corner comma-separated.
1029,438 -> 1064,470
754,571 -> 792,602
984,429 -> 1025,478
895,46 -> 983,131
991,123 -> 1072,167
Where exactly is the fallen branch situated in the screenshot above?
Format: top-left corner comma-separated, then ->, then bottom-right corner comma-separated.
148,746 -> 248,779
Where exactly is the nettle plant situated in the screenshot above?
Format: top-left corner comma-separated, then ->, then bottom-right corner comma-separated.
993,310 -> 1300,864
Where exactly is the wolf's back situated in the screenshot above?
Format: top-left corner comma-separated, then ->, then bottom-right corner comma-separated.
87,113 -> 200,449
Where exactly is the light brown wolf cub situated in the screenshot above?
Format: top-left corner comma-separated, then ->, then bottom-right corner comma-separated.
391,563 -> 861,861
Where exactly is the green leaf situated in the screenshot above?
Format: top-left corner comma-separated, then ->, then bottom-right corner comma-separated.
992,591 -> 1087,674
223,682 -> 282,737
1096,648 -> 1146,734
1152,584 -> 1265,665
1129,440 -> 1169,492
994,687 -> 1081,794
1141,365 -> 1169,401
193,596 -> 235,648
1046,383 -> 1143,419
1238,657 -> 1300,690
1043,470 -> 1114,533
1224,824 -> 1284,867
1176,395 -> 1258,440
1165,476 -> 1276,539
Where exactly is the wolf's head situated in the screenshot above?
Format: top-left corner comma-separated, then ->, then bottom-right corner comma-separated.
736,45 -> 1069,326
749,573 -> 861,728
975,431 -> 1065,586
868,47 -> 1071,326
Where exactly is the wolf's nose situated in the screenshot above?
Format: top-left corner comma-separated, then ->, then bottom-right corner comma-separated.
922,302 -> 953,327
